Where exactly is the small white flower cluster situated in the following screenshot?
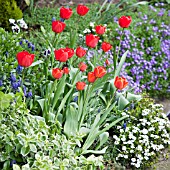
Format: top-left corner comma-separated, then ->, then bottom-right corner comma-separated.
113,102 -> 170,169
9,18 -> 28,34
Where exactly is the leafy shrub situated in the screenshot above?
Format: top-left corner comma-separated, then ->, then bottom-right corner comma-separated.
0,91 -> 104,170
0,0 -> 23,30
105,97 -> 170,169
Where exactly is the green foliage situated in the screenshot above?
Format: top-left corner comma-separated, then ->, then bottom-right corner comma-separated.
0,91 -> 104,169
105,97 -> 170,169
0,0 -> 23,30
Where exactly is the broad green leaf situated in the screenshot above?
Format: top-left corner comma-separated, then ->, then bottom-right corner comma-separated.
52,75 -> 66,110
114,50 -> 128,79
82,146 -> 108,154
21,146 -> 30,156
127,92 -> 142,102
64,106 -> 78,136
30,60 -> 43,67
37,99 -> 45,112
24,0 -> 30,6
118,94 -> 129,110
0,92 -> 13,110
95,132 -> 109,150
29,144 -> 37,153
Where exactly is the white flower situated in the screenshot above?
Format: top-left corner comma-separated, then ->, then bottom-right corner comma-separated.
131,158 -> 136,162
79,34 -> 83,37
122,146 -> 126,151
132,129 -> 138,133
17,18 -> 28,29
121,135 -> 126,142
120,129 -> 124,133
135,162 -> 141,168
89,22 -> 95,27
117,126 -> 121,129
137,145 -> 143,151
124,155 -> 128,159
141,129 -> 148,134
114,141 -> 119,145
121,112 -> 127,116
130,150 -> 134,153
9,19 -> 15,24
12,24 -> 20,34
144,156 -> 149,160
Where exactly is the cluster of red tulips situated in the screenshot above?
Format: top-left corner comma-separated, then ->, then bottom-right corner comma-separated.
16,4 -> 132,92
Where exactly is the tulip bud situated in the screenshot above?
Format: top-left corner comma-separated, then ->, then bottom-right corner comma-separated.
16,51 -> 35,67
76,46 -> 86,58
76,81 -> 86,91
95,25 -> 106,35
63,67 -> 70,74
88,72 -> 96,83
101,42 -> 112,52
86,34 -> 99,48
119,16 -> 132,28
78,62 -> 87,72
52,68 -> 63,79
77,4 -> 89,16
94,66 -> 107,78
114,76 -> 128,90
52,21 -> 66,33
60,7 -> 73,20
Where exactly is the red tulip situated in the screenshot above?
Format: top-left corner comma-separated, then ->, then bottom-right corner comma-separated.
54,49 -> 68,62
119,16 -> 132,28
76,82 -> 86,91
60,7 -> 73,20
105,59 -> 110,66
101,42 -> 112,52
86,34 -> 99,48
16,51 -> 35,67
88,72 -> 96,83
77,4 -> 89,16
64,47 -> 74,59
52,68 -> 63,79
76,46 -> 86,58
63,67 -> 69,74
114,76 -> 128,90
78,62 -> 87,72
95,25 -> 106,35
52,21 -> 66,33
94,66 -> 107,78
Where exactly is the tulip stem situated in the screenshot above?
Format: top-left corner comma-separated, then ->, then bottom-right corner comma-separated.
114,28 -> 124,72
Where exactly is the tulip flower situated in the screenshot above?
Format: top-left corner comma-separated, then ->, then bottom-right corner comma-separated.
76,46 -> 86,58
95,25 -> 106,35
76,81 -> 86,91
77,4 -> 89,16
64,47 -> 74,59
105,59 -> 110,66
54,49 -> 68,62
52,68 -> 63,79
94,66 -> 107,78
78,62 -> 87,72
101,42 -> 112,52
114,76 -> 128,90
52,21 -> 66,33
60,7 -> 73,20
88,72 -> 96,83
86,34 -> 99,48
63,67 -> 69,74
16,51 -> 35,67
119,16 -> 132,28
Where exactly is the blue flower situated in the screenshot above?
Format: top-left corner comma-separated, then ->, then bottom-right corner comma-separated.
31,45 -> 35,51
0,80 -> 3,86
52,17 -> 56,22
16,65 -> 23,74
11,82 -> 18,90
10,160 -> 16,167
73,96 -> 78,102
10,74 -> 16,82
123,123 -> 127,129
27,91 -> 32,98
60,18 -> 65,22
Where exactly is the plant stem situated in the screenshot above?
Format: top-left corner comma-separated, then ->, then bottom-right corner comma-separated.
114,28 -> 124,72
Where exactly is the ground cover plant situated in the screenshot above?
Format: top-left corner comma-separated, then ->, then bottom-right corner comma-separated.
0,0 -> 170,169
